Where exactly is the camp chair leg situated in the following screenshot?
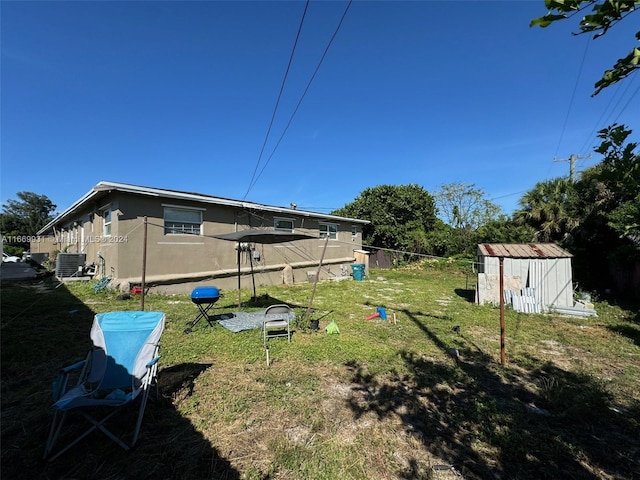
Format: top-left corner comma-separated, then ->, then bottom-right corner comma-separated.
93,409 -> 129,448
132,389 -> 152,446
47,420 -> 99,461
44,410 -> 68,459
133,361 -> 160,446
45,408 -> 123,461
89,410 -> 131,451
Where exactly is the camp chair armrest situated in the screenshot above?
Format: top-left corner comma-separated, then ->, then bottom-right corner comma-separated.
53,360 -> 87,401
60,359 -> 87,374
146,356 -> 161,369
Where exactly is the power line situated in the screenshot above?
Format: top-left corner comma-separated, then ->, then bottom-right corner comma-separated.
611,77 -> 640,124
594,72 -> 637,134
242,1 -> 311,201
577,77 -> 628,156
576,71 -> 639,159
244,0 -> 353,198
553,34 -> 591,160
488,190 -> 527,202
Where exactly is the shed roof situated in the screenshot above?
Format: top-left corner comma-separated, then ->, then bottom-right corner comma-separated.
478,243 -> 572,258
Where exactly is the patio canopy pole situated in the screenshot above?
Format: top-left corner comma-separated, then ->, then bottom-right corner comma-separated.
237,246 -> 241,309
304,235 -> 330,325
141,216 -> 147,311
249,245 -> 257,301
211,229 -> 318,310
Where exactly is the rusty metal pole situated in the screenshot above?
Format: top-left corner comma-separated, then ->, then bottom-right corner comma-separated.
499,256 -> 505,365
141,216 -> 147,311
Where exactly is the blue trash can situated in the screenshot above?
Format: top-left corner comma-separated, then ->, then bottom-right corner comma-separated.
351,263 -> 365,281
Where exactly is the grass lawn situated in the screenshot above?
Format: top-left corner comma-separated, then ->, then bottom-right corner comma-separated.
1,261 -> 639,479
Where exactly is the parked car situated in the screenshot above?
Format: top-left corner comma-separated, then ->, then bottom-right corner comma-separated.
2,252 -> 21,263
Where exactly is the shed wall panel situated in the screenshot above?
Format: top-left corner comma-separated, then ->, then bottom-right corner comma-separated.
476,251 -> 574,309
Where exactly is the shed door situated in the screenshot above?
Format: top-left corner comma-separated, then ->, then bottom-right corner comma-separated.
527,260 -> 546,311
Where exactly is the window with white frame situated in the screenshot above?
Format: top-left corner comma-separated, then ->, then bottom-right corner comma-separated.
274,217 -> 294,232
351,225 -> 357,240
164,206 -> 203,235
319,222 -> 338,240
103,208 -> 112,236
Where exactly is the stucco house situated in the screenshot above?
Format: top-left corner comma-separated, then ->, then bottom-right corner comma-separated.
34,181 -> 370,294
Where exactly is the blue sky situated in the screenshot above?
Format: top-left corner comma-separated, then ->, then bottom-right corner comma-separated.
2,1 -> 638,219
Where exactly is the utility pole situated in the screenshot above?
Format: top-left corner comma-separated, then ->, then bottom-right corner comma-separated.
554,153 -> 591,182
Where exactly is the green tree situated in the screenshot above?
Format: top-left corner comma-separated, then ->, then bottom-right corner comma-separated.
514,177 -> 580,243
574,124 -> 639,234
332,184 -> 437,255
434,183 -> 503,255
475,215 -> 536,245
542,124 -> 639,295
423,219 -> 456,258
531,0 -> 639,95
1,192 -> 57,253
435,183 -> 502,229
592,124 -> 639,233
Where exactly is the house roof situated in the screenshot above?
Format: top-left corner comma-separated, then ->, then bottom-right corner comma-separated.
37,181 -> 370,235
477,243 -> 572,258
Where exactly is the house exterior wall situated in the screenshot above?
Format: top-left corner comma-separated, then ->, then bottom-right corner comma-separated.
29,197 -> 117,274
35,188 -> 365,294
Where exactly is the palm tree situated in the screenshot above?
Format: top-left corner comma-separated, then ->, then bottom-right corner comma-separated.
514,178 -> 579,243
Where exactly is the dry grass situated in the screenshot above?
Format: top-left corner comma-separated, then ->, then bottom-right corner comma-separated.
1,262 -> 639,479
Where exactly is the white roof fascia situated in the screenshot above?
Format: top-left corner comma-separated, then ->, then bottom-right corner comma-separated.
36,187 -> 102,235
38,181 -> 369,235
95,181 -> 368,224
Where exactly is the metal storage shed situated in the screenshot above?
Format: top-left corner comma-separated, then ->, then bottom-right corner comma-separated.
475,243 -> 574,312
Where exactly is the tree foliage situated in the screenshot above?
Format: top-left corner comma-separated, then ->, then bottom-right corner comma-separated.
434,183 -> 502,230
475,216 -> 536,245
433,183 -> 503,255
1,192 -> 57,253
575,123 -> 639,237
514,124 -> 639,295
531,0 -> 639,95
332,184 -> 437,254
569,126 -> 640,293
514,177 -> 580,243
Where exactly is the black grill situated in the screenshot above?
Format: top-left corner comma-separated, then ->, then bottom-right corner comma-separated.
190,286 -> 221,305
185,286 -> 222,333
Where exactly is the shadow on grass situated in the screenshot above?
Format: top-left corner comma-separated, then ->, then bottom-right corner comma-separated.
609,296 -> 640,324
185,292 -> 308,334
0,278 -> 240,480
454,288 -> 476,303
343,307 -> 640,480
607,324 -> 640,347
240,293 -> 303,309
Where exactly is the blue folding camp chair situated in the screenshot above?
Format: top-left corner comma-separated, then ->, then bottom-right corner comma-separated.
44,311 -> 165,461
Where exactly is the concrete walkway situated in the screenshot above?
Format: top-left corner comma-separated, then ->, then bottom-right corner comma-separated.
0,261 -> 39,280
